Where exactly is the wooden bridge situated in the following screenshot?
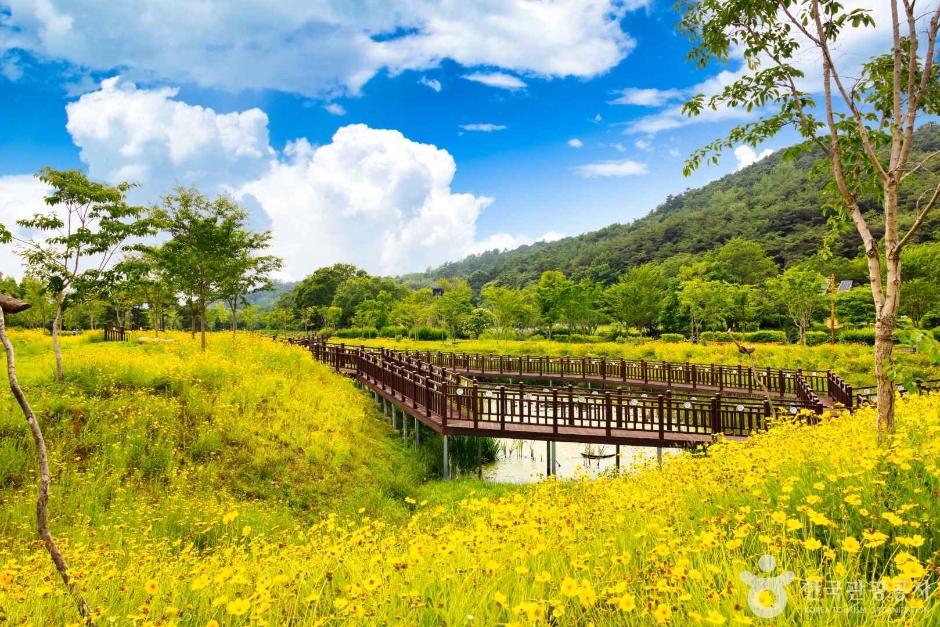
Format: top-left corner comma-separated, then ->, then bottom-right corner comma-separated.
284,339 -> 853,478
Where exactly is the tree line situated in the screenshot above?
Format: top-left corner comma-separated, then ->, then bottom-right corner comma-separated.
267,237 -> 940,344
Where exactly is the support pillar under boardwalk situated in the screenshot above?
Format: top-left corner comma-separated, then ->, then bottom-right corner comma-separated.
657,447 -> 663,468
443,435 -> 450,481
414,416 -> 419,451
392,406 -> 398,431
615,445 -> 621,470
546,441 -> 557,477
403,412 -> 409,440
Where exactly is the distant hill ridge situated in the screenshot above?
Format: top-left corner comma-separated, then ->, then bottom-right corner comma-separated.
400,123 -> 940,290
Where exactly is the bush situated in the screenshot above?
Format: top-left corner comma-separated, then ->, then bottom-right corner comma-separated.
744,330 -> 787,344
378,326 -> 405,339
838,328 -> 876,345
805,330 -> 829,346
335,327 -> 378,339
699,331 -> 725,343
661,333 -> 685,343
415,327 -> 447,342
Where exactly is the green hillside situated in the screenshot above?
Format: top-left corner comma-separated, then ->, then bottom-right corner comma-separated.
402,123 -> 940,291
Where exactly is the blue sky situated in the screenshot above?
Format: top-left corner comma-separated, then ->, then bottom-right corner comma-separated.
0,0 -> 892,279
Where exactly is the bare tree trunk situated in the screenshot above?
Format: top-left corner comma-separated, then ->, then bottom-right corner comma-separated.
51,296 -> 64,382
0,301 -> 90,619
152,305 -> 159,338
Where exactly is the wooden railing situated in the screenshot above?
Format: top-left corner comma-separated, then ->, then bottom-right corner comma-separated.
295,338 -> 849,404
291,341 -> 841,443
104,327 -> 127,342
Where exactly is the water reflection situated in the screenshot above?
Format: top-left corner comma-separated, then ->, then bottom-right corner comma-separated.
481,440 -> 677,484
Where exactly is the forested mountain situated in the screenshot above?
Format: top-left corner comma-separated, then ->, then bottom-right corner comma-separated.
401,123 -> 940,291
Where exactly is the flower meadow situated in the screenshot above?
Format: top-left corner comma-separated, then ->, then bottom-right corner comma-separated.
0,332 -> 939,625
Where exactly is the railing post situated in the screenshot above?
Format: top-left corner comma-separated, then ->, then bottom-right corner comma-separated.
568,385 -> 574,426
601,358 -> 606,381
442,385 -> 448,428
552,388 -> 559,435
691,363 -> 697,389
621,358 -> 626,382
499,386 -> 507,431
762,400 -> 772,430
582,357 -> 587,380
778,370 -> 786,398
711,394 -> 721,435
605,392 -> 612,437
658,394 -> 665,440
642,360 -> 648,384
472,382 -> 479,429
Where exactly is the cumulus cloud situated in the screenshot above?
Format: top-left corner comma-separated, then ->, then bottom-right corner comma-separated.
635,138 -> 652,151
236,125 -> 505,276
470,230 -> 567,255
734,145 -> 773,170
0,175 -> 53,279
419,77 -> 442,92
462,72 -> 527,90
568,138 -> 584,148
65,77 -> 273,191
609,87 -> 684,106
460,124 -> 506,132
571,159 -> 648,178
1,0 -> 641,97
324,103 -> 347,116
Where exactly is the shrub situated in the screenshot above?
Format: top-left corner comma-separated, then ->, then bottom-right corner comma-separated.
415,327 -> 448,342
335,327 -> 378,339
378,326 -> 405,339
744,330 -> 787,343
805,330 -> 829,346
838,328 -> 876,345
660,333 -> 685,343
699,331 -> 724,343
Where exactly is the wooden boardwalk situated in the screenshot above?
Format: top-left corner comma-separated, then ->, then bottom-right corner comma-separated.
284,340 -> 848,457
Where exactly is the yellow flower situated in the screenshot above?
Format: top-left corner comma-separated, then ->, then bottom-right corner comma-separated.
222,510 -> 239,524
841,537 -> 861,554
534,571 -> 552,583
705,610 -> 727,625
242,525 -> 252,537
560,577 -> 579,597
404,497 -> 417,504
492,592 -> 508,609
616,595 -> 636,612
896,535 -> 925,547
226,598 -> 251,616
862,530 -> 888,547
207,621 -> 220,627
803,538 -> 822,550
654,603 -> 673,623
144,580 -> 159,595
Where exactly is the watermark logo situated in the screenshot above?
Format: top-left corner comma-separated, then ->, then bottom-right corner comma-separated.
740,554 -> 796,618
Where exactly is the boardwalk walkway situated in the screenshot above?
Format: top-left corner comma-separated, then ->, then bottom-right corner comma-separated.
282,340 -> 852,473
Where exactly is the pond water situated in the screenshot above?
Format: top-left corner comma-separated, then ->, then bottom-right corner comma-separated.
478,440 -> 676,484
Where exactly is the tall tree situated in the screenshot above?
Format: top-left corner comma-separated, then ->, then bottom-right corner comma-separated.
767,268 -> 825,345
679,0 -> 940,431
435,278 -> 472,343
2,168 -> 151,380
605,263 -> 668,334
149,187 -> 248,351
218,229 -> 282,337
481,285 -> 527,343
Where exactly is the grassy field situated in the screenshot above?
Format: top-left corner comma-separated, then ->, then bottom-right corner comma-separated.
2,331 -> 939,624
346,337 -> 940,388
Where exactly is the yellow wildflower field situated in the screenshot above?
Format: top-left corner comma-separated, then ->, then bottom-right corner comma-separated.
1,332 -> 939,625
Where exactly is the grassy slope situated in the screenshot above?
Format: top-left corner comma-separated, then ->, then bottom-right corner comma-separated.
0,331 -> 442,541
348,337 -> 940,388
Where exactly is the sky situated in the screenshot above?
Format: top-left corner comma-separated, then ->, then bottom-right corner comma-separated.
0,0 -> 905,280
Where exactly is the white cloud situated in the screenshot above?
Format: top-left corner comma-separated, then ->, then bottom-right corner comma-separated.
65,77 -> 273,191
571,159 -> 648,178
594,113 -> 603,122
625,102 -> 755,135
611,142 -> 627,152
462,71 -> 527,90
538,231 -> 565,243
470,230 -> 567,255
0,52 -> 23,81
668,147 -> 680,157
609,87 -> 684,106
419,77 -> 441,92
0,175 -> 53,279
460,124 -> 506,132
568,138 -> 584,148
324,103 -> 346,116
235,124 -> 511,277
1,0 -> 641,97
635,138 -> 652,151
734,145 -> 773,170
